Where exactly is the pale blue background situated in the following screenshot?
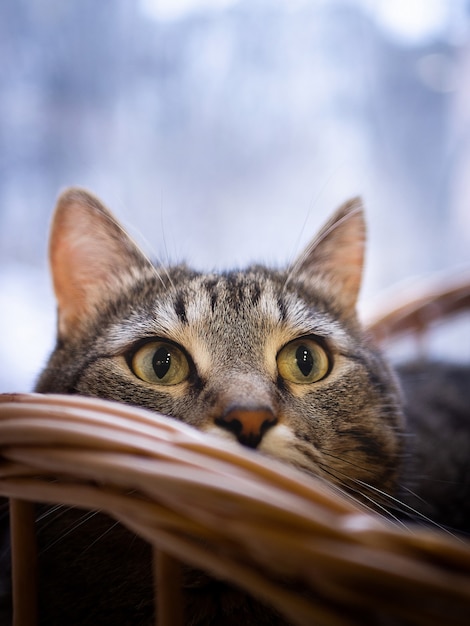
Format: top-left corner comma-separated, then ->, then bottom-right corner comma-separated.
1,0 -> 469,391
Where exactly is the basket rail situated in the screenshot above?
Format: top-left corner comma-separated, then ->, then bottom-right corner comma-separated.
1,393 -> 470,626
364,271 -> 470,344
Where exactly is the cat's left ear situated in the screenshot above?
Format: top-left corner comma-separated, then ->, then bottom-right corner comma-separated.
287,198 -> 365,316
49,188 -> 151,339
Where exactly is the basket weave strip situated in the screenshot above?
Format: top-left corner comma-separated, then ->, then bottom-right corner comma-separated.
365,273 -> 470,342
155,551 -> 184,626
1,393 -> 470,625
9,499 -> 38,626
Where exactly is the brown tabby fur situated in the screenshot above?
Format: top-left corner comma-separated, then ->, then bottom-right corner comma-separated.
1,189 -> 468,625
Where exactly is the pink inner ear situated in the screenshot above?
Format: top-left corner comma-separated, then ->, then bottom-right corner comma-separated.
49,189 -> 143,338
289,199 -> 366,316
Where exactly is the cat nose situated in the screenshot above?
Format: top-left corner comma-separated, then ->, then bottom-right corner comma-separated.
215,407 -> 278,449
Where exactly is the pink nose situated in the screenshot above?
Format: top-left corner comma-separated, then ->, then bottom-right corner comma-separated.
215,407 -> 278,448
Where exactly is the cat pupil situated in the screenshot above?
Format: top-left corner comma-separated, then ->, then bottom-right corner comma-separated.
296,345 -> 314,377
153,347 -> 171,379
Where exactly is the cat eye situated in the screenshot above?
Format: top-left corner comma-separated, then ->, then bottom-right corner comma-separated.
277,338 -> 330,384
130,341 -> 190,385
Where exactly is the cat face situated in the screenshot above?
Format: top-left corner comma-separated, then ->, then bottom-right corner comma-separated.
36,189 -> 404,503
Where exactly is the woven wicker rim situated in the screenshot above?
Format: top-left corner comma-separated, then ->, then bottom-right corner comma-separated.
365,270 -> 470,343
1,393 -> 470,626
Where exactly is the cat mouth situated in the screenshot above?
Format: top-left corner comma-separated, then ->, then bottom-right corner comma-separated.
204,421 -> 322,474
205,422 -> 387,508
259,423 -> 320,466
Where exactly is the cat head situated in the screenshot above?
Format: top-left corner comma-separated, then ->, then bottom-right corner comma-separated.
36,188 -> 404,503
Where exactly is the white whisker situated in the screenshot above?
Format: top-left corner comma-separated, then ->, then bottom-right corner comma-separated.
39,509 -> 102,554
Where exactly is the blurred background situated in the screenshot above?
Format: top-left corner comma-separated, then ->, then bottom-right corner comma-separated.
1,0 -> 469,392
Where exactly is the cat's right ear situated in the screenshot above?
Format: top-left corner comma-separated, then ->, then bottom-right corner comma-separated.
49,188 -> 148,339
286,198 -> 365,318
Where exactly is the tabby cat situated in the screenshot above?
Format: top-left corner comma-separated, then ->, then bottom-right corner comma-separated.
4,189 -> 470,625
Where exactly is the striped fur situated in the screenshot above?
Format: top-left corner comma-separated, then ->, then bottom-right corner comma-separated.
36,189 -> 403,503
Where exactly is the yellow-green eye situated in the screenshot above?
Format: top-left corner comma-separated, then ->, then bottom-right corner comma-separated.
277,339 -> 330,384
131,342 -> 189,385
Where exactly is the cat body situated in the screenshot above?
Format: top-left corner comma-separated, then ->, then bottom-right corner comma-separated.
5,189 -> 468,624
397,361 -> 470,531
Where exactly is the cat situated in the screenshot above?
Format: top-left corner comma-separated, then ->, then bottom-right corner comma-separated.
2,188 -> 469,625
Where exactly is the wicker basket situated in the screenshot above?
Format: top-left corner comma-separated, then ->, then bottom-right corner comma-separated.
1,273 -> 469,626
365,271 -> 470,347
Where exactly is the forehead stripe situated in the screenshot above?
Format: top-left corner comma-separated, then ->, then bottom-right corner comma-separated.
277,296 -> 288,321
173,293 -> 188,325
